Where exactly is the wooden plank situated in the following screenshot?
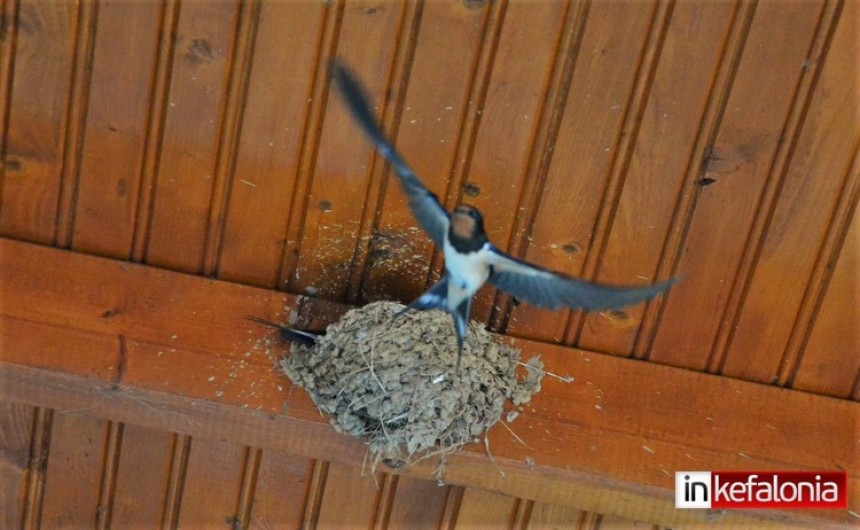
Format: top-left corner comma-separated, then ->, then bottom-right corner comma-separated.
527,501 -> 582,529
649,0 -> 828,371
248,449 -> 312,529
0,0 -> 76,243
176,437 -> 246,528
0,238 -> 857,529
576,0 -> 736,355
315,462 -> 381,528
453,487 -> 518,527
505,0 -> 657,340
72,0 -> 162,258
217,0 -> 325,287
39,412 -> 107,529
144,0 -> 240,273
110,424 -> 173,528
0,401 -> 34,529
723,0 -> 858,387
386,475 -> 449,530
289,0 -> 408,301
359,0 -> 489,303
793,200 -> 859,397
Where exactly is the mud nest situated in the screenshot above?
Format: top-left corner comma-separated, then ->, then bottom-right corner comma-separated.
279,301 -> 544,469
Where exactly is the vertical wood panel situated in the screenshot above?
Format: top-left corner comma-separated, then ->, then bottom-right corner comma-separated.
506,0 -> 657,341
0,0 -> 76,243
359,0 -> 489,304
247,449 -> 313,529
72,1 -> 162,258
459,1 -> 570,323
144,0 -> 240,272
649,0 -> 828,371
722,0 -> 857,384
576,0 -> 736,355
289,1 -> 408,301
386,475 -> 448,530
0,401 -> 34,529
40,412 -> 107,529
110,424 -> 173,528
218,1 -> 326,287
793,200 -> 859,398
0,0 -> 18,227
453,487 -> 518,528
526,501 -> 582,528
315,462 -> 380,528
176,437 -> 245,528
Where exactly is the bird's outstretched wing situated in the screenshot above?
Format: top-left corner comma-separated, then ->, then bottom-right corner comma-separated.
331,60 -> 450,247
485,246 -> 680,311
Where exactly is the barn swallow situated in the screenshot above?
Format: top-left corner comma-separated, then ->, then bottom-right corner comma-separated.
331,61 -> 679,368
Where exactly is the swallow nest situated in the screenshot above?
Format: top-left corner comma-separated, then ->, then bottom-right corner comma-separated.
279,301 -> 544,470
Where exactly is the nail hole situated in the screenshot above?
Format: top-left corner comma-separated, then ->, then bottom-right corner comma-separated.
319,200 -> 332,211
561,243 -> 581,254
463,182 -> 481,197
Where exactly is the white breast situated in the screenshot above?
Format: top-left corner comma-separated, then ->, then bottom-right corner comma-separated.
443,240 -> 492,297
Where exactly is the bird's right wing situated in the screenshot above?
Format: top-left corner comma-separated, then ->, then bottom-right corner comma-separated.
485,246 -> 680,311
331,61 -> 450,248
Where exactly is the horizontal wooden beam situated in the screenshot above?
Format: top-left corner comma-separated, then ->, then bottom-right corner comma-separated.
0,238 -> 856,528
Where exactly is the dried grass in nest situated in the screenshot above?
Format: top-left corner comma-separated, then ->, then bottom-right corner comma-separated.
279,301 -> 544,470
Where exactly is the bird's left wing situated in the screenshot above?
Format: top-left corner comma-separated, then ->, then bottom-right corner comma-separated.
331,61 -> 450,248
485,246 -> 679,311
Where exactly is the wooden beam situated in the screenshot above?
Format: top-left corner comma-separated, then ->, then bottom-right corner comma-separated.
0,238 -> 856,528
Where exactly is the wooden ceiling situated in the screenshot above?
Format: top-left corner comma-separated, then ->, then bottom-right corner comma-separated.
0,0 -> 857,528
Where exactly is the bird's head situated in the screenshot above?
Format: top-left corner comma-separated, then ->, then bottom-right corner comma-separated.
451,204 -> 486,241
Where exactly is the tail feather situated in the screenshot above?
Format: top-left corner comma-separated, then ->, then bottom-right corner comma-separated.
395,276 -> 449,318
245,316 -> 321,346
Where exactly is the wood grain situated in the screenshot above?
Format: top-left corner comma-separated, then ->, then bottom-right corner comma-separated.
217,0 -> 326,288
176,437 -> 246,528
526,501 -> 582,529
453,487 -> 518,527
109,424 -> 173,529
71,0 -> 163,258
793,192 -> 859,398
248,449 -> 313,529
1,237 -> 856,529
386,475 -> 449,530
722,0 -> 858,387
649,0 -> 828,371
0,401 -> 34,529
0,0 -> 76,243
144,0 -> 241,273
315,462 -> 381,528
39,412 -> 107,529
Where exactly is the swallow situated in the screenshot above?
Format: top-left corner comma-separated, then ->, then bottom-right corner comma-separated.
331,61 -> 680,368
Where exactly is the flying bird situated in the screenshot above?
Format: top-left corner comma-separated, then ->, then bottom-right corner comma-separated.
331,61 -> 679,367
